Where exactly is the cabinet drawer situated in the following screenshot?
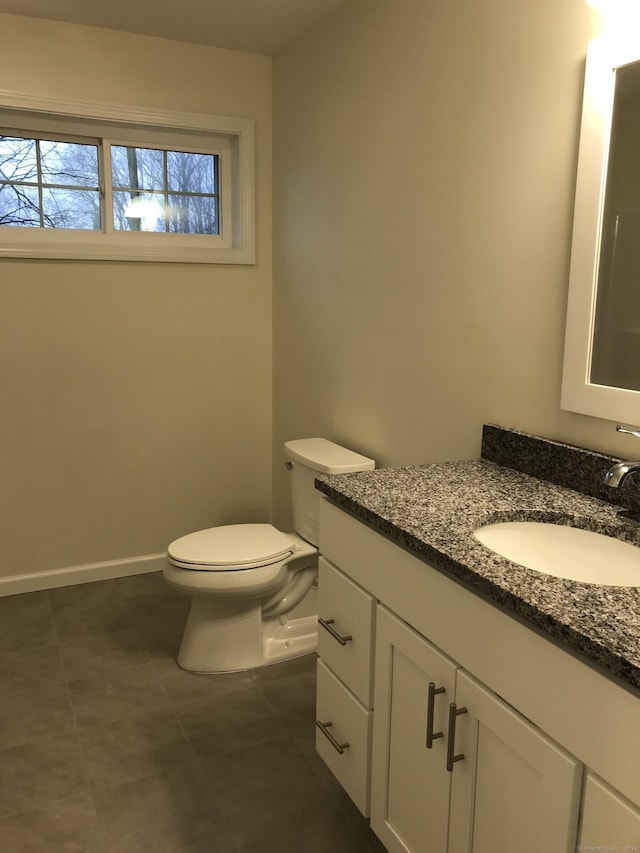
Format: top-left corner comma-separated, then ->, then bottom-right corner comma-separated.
316,659 -> 372,816
318,556 -> 376,707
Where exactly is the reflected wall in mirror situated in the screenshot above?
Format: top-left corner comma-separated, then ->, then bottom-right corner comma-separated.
591,61 -> 640,392
562,39 -> 640,424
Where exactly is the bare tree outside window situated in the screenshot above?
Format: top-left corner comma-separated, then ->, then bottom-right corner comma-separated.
0,135 -> 100,229
1,136 -> 218,235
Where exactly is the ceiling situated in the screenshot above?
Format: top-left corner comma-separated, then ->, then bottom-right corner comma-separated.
0,0 -> 347,56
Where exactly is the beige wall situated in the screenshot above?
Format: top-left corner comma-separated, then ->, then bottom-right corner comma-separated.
0,15 -> 272,578
271,0 -> 631,527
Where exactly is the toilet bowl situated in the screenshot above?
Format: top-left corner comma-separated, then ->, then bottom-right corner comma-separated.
164,525 -> 318,672
164,438 -> 375,673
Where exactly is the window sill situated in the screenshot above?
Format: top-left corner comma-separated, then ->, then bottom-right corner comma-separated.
0,231 -> 255,264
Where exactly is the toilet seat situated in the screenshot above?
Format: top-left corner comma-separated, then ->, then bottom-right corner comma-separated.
167,524 -> 294,571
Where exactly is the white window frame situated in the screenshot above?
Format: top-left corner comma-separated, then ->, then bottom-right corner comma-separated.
0,90 -> 255,265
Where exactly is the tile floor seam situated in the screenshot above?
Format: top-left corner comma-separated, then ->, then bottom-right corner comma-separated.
51,588 -> 147,853
148,688 -> 245,852
53,609 -> 108,852
0,788 -> 109,846
45,587 -> 63,648
162,678 -> 239,817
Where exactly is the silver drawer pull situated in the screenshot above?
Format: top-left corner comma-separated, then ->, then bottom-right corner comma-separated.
318,617 -> 353,646
426,682 -> 446,748
446,703 -> 467,772
316,720 -> 350,754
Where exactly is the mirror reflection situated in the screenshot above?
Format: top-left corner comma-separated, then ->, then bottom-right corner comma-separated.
591,60 -> 640,393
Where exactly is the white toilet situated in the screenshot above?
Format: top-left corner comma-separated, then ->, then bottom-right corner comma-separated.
163,438 -> 375,673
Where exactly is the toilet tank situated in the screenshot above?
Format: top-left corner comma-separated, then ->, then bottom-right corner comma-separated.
284,438 -> 375,546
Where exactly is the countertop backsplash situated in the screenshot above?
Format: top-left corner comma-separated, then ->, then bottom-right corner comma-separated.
481,423 -> 640,510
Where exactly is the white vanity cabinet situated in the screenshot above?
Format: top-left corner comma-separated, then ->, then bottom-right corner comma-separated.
371,606 -> 581,853
317,498 -> 640,853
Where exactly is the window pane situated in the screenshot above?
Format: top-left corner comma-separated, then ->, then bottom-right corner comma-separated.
0,136 -> 38,183
0,183 -> 41,226
40,140 -> 99,187
168,194 -> 217,234
42,188 -> 101,229
112,146 -> 164,191
167,151 -> 215,194
113,190 -> 165,232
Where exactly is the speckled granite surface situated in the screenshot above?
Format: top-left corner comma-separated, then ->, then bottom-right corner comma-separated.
316,428 -> 640,693
482,423 -> 640,509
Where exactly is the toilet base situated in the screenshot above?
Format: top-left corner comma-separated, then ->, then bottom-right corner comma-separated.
176,598 -> 318,674
262,614 -> 318,668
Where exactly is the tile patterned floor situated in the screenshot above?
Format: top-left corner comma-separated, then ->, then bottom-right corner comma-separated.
0,572 -> 386,852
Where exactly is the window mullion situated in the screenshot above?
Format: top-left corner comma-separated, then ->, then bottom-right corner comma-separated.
101,139 -> 114,235
163,149 -> 169,233
35,138 -> 44,227
214,153 -> 221,236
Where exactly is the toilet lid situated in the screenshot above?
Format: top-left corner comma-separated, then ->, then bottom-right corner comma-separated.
167,524 -> 294,570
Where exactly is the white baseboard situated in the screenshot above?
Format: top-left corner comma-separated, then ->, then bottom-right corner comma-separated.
0,553 -> 166,597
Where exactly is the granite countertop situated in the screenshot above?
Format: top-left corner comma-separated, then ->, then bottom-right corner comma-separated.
315,456 -> 640,692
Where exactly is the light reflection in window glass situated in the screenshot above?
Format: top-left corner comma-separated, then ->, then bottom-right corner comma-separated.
112,145 -> 218,234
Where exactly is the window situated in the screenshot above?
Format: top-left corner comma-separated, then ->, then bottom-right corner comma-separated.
0,91 -> 255,264
0,136 -> 221,235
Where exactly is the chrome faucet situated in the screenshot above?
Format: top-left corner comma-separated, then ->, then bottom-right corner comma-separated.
604,426 -> 640,489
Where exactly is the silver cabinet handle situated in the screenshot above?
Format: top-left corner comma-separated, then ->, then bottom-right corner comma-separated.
318,617 -> 352,646
446,703 -> 467,771
426,682 -> 446,748
316,720 -> 350,754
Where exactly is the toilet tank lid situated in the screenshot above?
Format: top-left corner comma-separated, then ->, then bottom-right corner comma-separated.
284,438 -> 375,474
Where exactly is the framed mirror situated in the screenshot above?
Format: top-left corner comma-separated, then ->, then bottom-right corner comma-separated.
562,39 -> 640,424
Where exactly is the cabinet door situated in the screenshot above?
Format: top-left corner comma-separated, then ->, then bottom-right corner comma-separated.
370,606 -> 458,853
448,670 -> 582,853
578,771 -> 640,848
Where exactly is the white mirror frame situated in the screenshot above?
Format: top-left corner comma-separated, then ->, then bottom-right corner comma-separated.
561,38 -> 640,425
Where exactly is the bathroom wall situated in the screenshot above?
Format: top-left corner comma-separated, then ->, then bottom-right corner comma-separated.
0,15 -> 273,582
271,0 -> 629,527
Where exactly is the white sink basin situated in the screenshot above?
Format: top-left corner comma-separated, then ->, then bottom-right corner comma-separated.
474,521 -> 640,586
